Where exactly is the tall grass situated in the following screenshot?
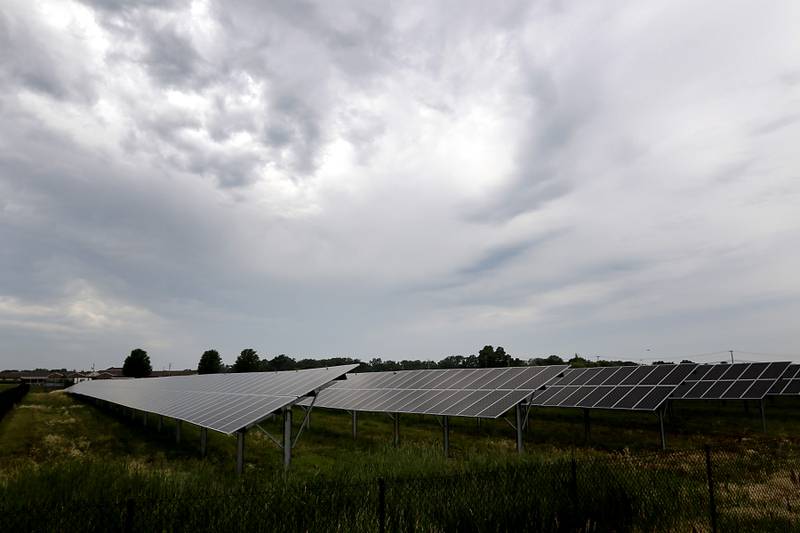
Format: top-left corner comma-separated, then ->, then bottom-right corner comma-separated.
0,454 -> 712,532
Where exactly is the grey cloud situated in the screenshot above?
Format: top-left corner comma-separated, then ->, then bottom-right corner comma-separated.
77,0 -> 191,14
459,237 -> 551,277
2,0 -> 800,368
141,21 -> 204,87
752,114 -> 800,136
0,7 -> 96,102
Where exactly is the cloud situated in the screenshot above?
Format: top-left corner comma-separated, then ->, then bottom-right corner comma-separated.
1,0 -> 799,369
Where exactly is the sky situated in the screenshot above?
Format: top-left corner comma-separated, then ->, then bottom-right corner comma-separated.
1,0 -> 799,371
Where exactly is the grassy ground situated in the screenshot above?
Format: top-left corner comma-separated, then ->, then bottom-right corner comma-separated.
2,391 -> 800,477
1,391 -> 800,531
0,383 -> 19,392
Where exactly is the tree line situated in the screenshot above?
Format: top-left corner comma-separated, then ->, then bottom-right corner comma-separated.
122,346 -> 650,378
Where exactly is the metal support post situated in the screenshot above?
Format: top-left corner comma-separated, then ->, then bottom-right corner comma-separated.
352,411 -> 358,440
515,404 -> 524,454
443,416 -> 450,457
658,408 -> 666,450
143,412 -> 148,427
157,415 -> 163,432
236,430 -> 245,475
175,420 -> 182,444
583,409 -> 591,443
200,427 -> 207,457
283,408 -> 292,470
760,398 -> 766,433
393,413 -> 400,447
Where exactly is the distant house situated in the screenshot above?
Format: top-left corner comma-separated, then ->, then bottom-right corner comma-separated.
66,372 -> 91,384
151,369 -> 197,378
102,367 -> 125,378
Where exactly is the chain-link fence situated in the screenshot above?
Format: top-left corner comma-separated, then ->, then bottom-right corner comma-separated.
2,445 -> 799,532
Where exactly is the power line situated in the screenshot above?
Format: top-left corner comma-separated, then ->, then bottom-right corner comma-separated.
733,350 -> 800,359
599,350 -> 729,363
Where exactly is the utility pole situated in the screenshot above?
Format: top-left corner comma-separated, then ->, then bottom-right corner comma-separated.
729,350 -> 734,364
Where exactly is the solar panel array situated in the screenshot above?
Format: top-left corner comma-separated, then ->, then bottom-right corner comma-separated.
670,362 -> 789,400
767,363 -> 800,395
303,366 -> 567,418
66,365 -> 358,434
530,364 -> 697,411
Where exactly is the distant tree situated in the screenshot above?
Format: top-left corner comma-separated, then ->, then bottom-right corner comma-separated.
399,359 -> 437,370
478,345 -> 495,368
197,349 -> 222,374
439,355 -> 467,369
233,349 -> 261,372
494,346 -> 513,366
123,348 -> 152,378
477,345 -> 513,368
680,360 -> 695,364
295,357 -> 363,370
567,354 -> 590,368
263,354 -> 296,372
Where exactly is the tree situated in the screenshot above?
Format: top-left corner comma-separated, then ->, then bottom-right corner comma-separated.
477,345 -> 513,368
263,354 -> 296,372
233,348 -> 261,372
122,348 -> 152,378
478,345 -> 495,368
197,349 -> 222,374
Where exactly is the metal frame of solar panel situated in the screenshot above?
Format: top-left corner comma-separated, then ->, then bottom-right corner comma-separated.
307,365 -> 567,418
66,364 -> 358,472
530,364 -> 698,412
767,363 -> 800,396
670,362 -> 790,401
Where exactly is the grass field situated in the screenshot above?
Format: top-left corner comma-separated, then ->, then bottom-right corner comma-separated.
2,390 -> 800,530
0,383 -> 20,392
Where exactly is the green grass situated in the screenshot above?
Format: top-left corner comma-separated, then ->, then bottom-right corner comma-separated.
0,383 -> 19,392
2,391 -> 800,531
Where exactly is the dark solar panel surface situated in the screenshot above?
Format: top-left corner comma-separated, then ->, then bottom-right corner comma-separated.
530,364 -> 697,411
301,366 -> 568,418
767,363 -> 800,395
66,365 -> 358,434
670,362 -> 790,400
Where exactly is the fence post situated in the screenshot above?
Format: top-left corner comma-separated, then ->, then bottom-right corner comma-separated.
124,498 -> 135,533
569,453 -> 578,528
570,453 -> 578,497
378,478 -> 386,533
705,445 -> 718,533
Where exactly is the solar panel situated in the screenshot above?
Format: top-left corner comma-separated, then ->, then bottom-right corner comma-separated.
767,363 -> 800,395
66,365 -> 358,434
529,364 -> 697,411
669,362 -> 790,401
300,366 -> 568,418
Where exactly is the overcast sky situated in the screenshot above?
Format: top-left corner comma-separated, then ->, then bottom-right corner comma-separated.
1,0 -> 799,371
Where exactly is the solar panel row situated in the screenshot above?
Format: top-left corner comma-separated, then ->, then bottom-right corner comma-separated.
304,366 -> 567,418
529,364 -> 697,411
768,363 -> 800,395
670,362 -> 790,400
67,365 -> 358,434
